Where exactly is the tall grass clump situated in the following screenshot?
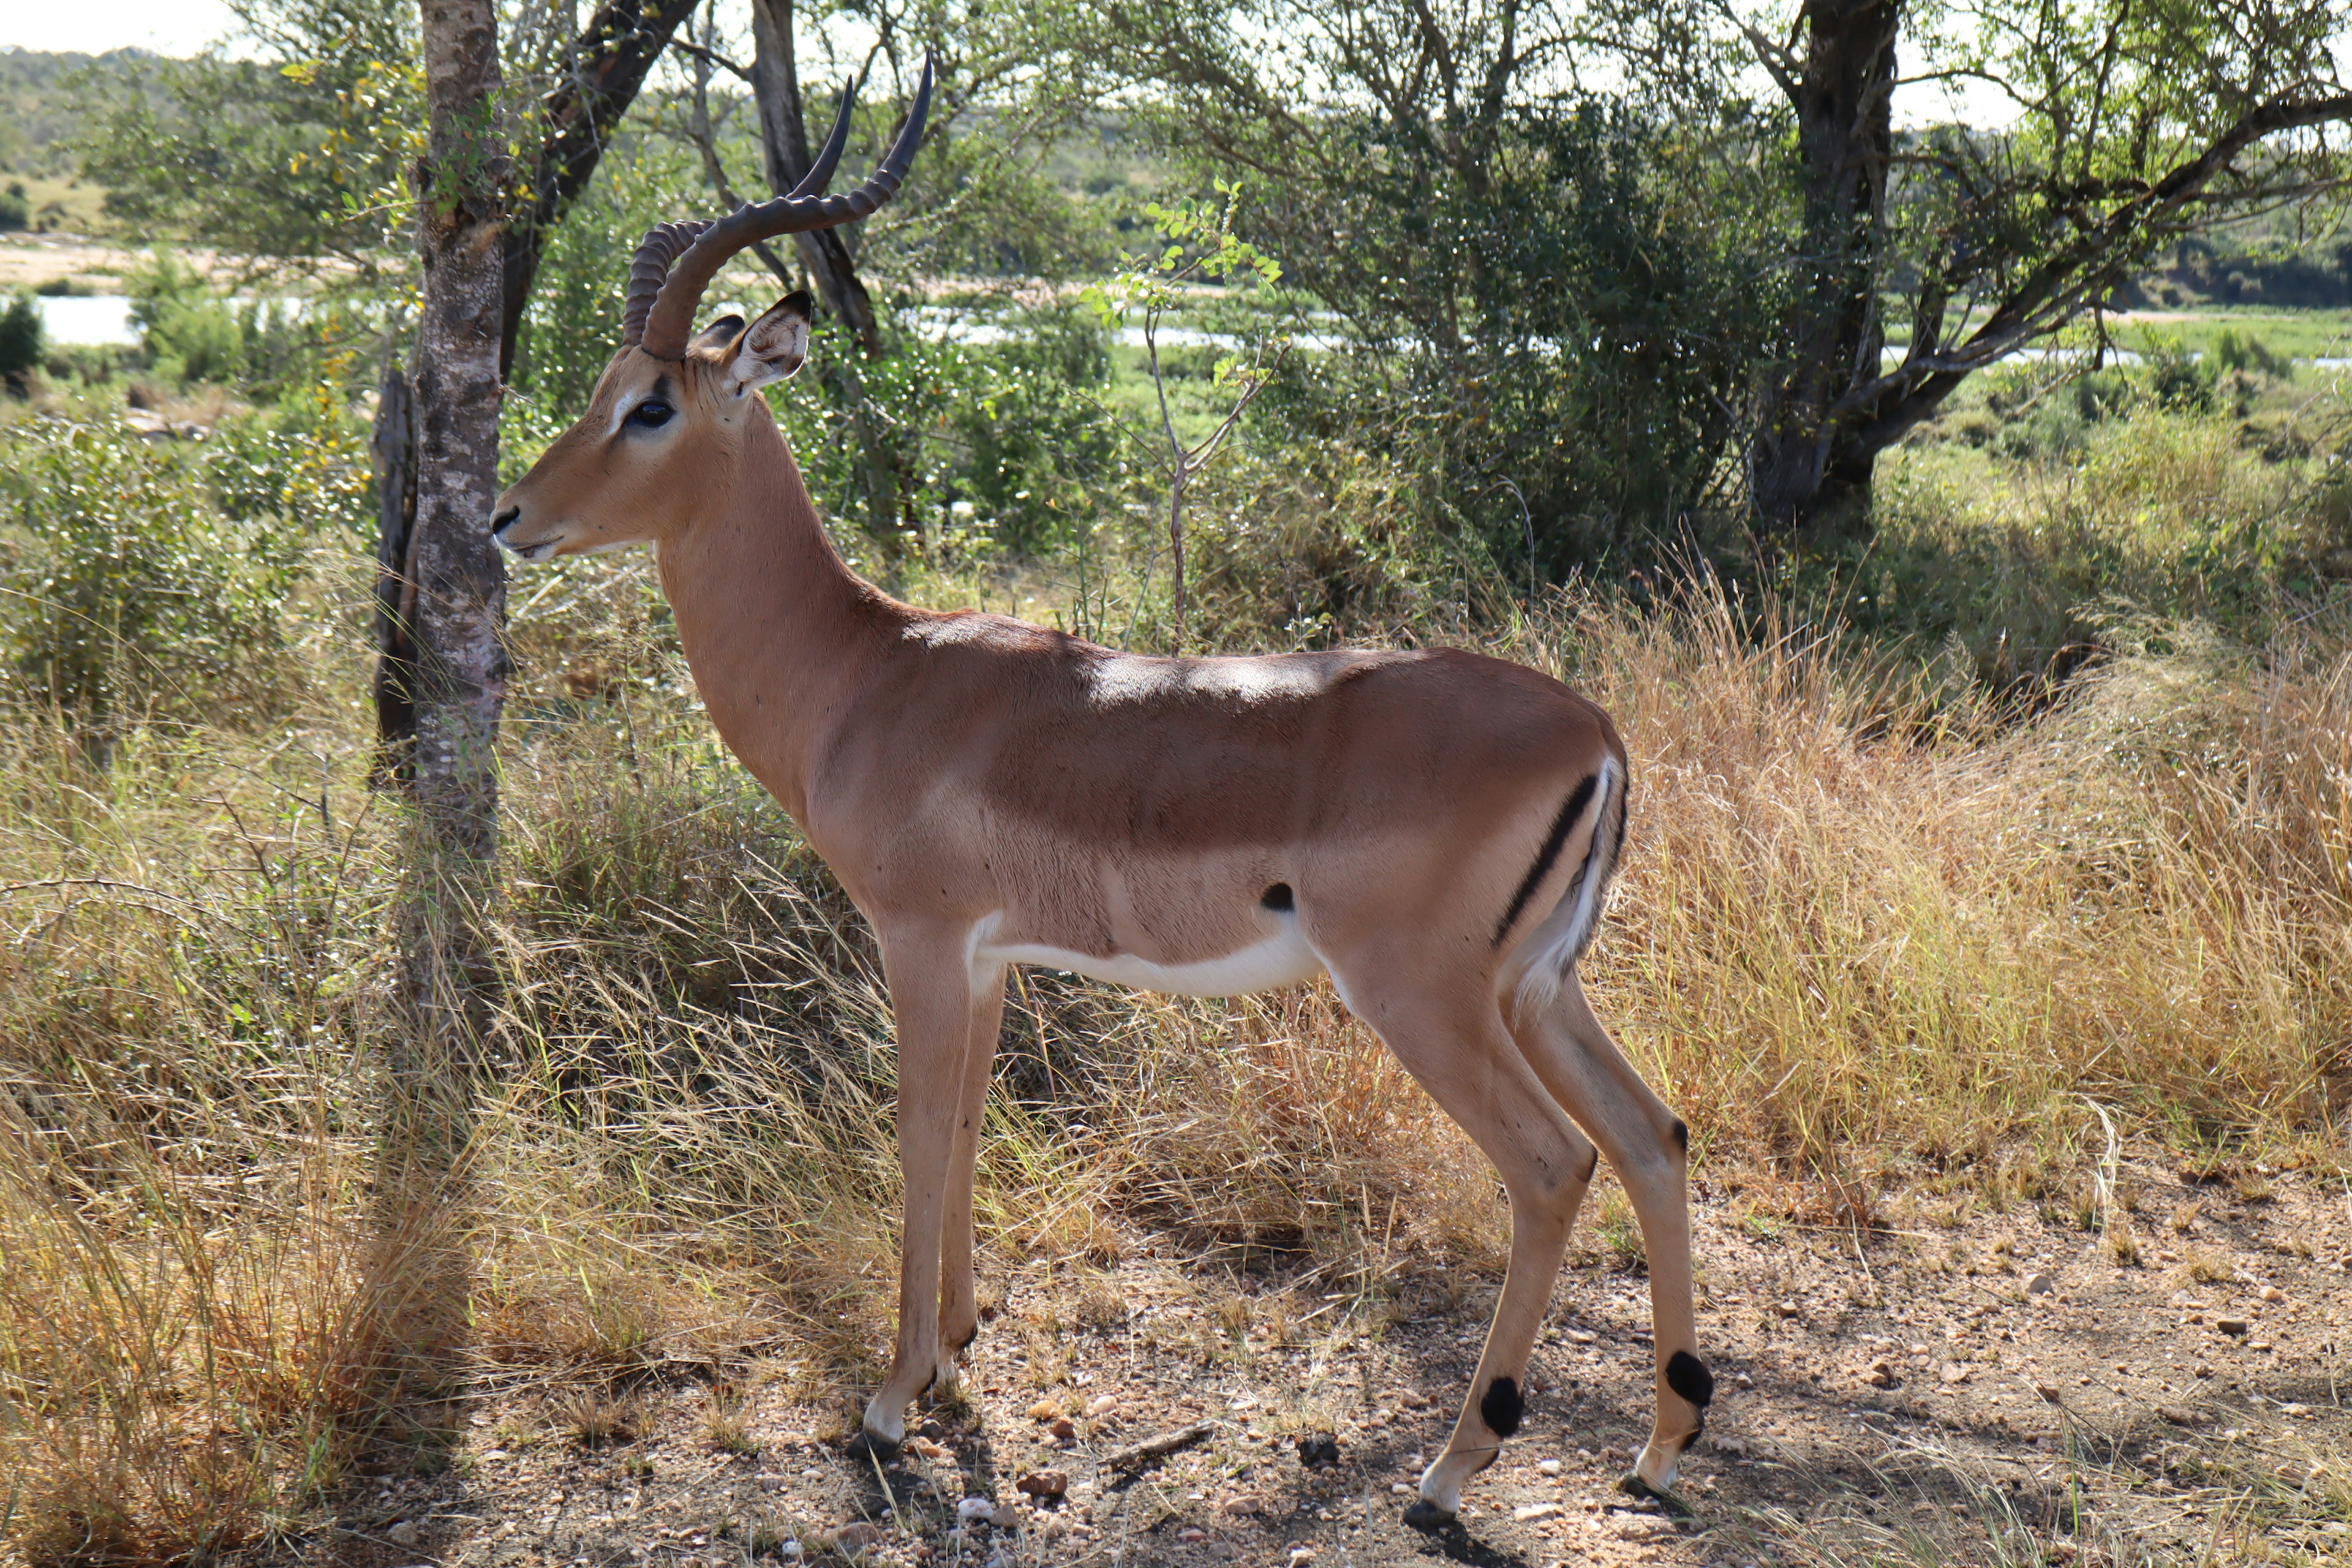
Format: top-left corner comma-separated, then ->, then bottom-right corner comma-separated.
1541,583 -> 2350,1175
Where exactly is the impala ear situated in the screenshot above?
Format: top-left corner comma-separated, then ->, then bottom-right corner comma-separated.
727,292 -> 813,393
691,313 -> 747,352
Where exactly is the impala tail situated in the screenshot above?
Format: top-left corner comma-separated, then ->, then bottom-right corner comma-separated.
1502,754 -> 1626,1019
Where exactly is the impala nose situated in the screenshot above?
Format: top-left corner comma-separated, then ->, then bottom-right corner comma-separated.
491,505 -> 521,541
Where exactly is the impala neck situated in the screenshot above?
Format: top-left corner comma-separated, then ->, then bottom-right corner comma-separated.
655,402 -> 901,824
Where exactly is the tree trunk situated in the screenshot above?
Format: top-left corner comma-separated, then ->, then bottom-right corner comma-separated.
747,0 -> 910,548
748,0 -> 885,355
1748,0 -> 1898,537
379,0 -> 688,781
365,0 -> 509,1398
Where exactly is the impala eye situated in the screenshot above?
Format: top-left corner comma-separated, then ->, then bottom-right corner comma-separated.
628,399 -> 674,429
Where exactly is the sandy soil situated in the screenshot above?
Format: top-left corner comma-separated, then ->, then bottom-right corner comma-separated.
328,1154 -> 2352,1567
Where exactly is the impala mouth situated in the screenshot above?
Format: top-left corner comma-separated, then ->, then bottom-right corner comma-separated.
491,510 -> 565,562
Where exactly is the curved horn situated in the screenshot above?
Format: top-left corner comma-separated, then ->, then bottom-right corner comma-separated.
787,81 -> 859,200
636,54 -> 935,360
620,219 -> 711,350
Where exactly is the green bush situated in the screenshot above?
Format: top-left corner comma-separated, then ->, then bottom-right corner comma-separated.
0,181 -> 27,232
2211,327 -> 2293,382
0,417 -> 315,739
0,292 -> 41,390
129,250 -> 244,385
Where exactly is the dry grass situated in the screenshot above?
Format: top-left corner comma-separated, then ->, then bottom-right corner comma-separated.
0,526 -> 2346,1558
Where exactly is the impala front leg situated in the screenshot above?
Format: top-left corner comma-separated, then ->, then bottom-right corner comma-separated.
858,925 -> 980,1459
937,966 -> 1007,1378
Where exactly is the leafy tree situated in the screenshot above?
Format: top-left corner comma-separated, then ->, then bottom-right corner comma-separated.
1096,0 -> 2352,542
1088,0 -> 1784,573
1711,0 -> 2352,532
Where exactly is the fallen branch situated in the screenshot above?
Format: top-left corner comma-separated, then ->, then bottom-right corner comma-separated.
1101,1421 -> 1216,1472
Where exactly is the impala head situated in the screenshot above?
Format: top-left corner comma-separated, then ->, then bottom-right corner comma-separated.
492,58 -> 933,562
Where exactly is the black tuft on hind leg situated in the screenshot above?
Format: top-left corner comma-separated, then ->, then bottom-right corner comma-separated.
1480,1375 -> 1523,1438
1666,1349 -> 1713,1444
1665,1349 -> 1714,1409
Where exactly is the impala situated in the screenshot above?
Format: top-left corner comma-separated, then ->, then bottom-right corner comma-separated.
491,61 -> 1713,1526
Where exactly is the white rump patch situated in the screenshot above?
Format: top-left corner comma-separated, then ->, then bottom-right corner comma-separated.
972,911 -> 1322,998
1509,755 -> 1624,1020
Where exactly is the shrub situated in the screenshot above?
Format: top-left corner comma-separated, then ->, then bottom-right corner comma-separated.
129,249 -> 244,385
0,290 -> 41,391
0,417 -> 316,742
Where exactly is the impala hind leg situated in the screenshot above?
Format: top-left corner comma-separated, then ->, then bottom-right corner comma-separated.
857,927 -> 982,1458
1333,972 -> 1597,1527
1510,970 -> 1709,1499
936,965 -> 1007,1383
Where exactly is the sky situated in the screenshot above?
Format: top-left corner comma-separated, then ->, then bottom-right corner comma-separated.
2,0 -> 242,57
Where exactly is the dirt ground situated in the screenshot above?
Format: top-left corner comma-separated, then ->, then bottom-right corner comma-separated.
331,1153 -> 2352,1568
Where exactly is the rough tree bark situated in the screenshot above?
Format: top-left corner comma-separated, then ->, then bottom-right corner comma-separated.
1746,0 -> 1898,538
364,0 -> 508,1398
377,0 -> 697,779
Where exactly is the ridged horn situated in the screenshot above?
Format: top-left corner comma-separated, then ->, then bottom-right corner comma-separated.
625,55 -> 933,360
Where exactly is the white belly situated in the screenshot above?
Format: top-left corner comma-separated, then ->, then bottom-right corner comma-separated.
972,913 -> 1323,998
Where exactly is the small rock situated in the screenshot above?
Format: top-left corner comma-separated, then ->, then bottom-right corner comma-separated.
1087,1394 -> 1118,1419
1773,1300 -> 1801,1319
1513,1502 -> 1564,1522
990,1504 -> 1020,1529
957,1498 -> 997,1523
832,1523 -> 884,1554
777,1545 -> 802,1561
1049,1417 -> 1076,1441
386,1522 -> 421,1548
2025,1272 -> 2056,1295
1733,1372 -> 1755,1390
1535,1458 -> 1563,1476
1287,1548 -> 1316,1564
1016,1470 -> 1069,1499
1178,1527 -> 1208,1543
1940,1363 -> 1972,1385
1221,1494 -> 1261,1517
2035,1384 -> 2064,1403
2260,1285 -> 2286,1303
1566,1329 -> 1598,1345
2216,1317 -> 2252,1336
1297,1434 -> 1341,1469
1028,1400 -> 1061,1422
909,1437 -> 949,1460
1864,1359 -> 1896,1388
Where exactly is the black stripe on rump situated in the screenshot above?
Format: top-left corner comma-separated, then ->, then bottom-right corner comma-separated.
1491,772 -> 1598,948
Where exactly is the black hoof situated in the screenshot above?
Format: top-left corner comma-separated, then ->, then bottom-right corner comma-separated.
1401,1499 -> 1457,1533
1616,1472 -> 1697,1518
1297,1434 -> 1341,1469
846,1429 -> 901,1464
